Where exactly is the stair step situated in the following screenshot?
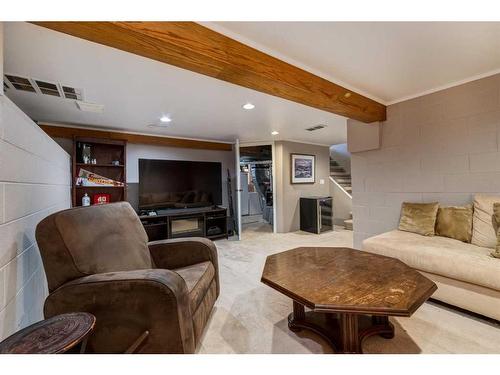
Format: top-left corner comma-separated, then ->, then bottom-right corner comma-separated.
330,172 -> 350,177
336,178 -> 352,183
344,219 -> 353,231
330,166 -> 345,172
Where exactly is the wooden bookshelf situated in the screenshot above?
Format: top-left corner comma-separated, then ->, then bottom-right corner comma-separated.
72,137 -> 127,207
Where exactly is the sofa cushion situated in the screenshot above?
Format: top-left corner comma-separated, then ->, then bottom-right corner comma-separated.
435,205 -> 473,243
173,261 -> 215,313
471,194 -> 500,249
362,230 -> 500,291
398,202 -> 439,236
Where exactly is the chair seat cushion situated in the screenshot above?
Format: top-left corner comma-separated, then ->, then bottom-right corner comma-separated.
362,230 -> 500,291
173,261 -> 215,312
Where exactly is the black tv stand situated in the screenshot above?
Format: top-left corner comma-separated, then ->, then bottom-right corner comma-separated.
138,206 -> 228,242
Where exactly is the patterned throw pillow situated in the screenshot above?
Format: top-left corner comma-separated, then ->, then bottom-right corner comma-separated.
491,203 -> 500,259
435,205 -> 473,243
398,202 -> 439,236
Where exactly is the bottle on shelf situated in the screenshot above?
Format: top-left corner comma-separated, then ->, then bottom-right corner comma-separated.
82,193 -> 91,207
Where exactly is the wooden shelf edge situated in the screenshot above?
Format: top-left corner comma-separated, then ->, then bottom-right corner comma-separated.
76,163 -> 125,168
75,185 -> 125,189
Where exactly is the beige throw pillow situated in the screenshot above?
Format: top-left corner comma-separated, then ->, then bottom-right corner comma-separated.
435,205 -> 473,243
491,203 -> 500,258
398,202 -> 439,236
471,194 -> 500,249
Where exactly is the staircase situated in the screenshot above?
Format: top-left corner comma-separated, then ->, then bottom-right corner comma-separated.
329,158 -> 353,231
330,159 -> 352,195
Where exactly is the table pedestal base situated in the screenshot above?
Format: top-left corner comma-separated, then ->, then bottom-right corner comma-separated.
288,301 -> 394,354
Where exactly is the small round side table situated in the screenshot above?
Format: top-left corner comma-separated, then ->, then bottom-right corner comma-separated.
0,312 -> 96,354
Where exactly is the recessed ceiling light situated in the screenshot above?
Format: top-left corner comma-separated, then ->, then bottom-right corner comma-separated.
242,103 -> 255,110
344,92 -> 352,98
271,131 -> 279,136
160,115 -> 172,123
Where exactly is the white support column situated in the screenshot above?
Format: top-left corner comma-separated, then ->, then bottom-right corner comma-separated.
271,141 -> 277,233
234,139 -> 242,240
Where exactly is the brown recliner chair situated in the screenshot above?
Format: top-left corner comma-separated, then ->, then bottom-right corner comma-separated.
35,202 -> 219,353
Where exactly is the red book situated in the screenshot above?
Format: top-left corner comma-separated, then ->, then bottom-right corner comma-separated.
93,193 -> 111,205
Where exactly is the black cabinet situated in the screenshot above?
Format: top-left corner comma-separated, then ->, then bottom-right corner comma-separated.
300,197 -> 333,234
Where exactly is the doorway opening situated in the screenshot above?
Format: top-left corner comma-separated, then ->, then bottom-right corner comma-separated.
239,144 -> 274,234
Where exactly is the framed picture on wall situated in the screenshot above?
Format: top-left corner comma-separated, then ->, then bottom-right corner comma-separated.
291,153 -> 315,184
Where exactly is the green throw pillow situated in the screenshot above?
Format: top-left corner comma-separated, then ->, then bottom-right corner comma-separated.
398,202 -> 439,236
435,205 -> 473,243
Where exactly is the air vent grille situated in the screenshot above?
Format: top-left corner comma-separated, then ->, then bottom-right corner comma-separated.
4,73 -> 84,101
4,75 -> 36,92
34,80 -> 61,97
62,86 -> 83,100
305,124 -> 327,131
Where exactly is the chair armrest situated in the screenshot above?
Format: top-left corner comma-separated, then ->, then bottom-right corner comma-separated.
148,237 -> 218,271
44,269 -> 195,353
148,237 -> 220,296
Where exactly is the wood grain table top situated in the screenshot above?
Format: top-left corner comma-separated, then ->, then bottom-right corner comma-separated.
0,312 -> 96,354
261,247 -> 437,316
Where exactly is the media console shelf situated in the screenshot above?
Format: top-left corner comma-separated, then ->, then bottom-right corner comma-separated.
139,206 -> 228,241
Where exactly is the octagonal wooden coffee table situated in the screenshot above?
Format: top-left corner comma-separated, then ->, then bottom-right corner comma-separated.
261,247 -> 437,354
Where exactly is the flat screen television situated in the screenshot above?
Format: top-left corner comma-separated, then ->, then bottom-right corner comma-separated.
138,159 -> 222,210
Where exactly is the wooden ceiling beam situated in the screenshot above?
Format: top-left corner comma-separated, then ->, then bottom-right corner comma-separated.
38,123 -> 233,151
32,22 -> 386,123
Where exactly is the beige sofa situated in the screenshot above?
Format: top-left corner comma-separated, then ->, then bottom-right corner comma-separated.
363,230 -> 500,321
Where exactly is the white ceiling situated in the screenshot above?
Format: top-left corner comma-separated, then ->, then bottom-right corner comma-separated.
3,22 -> 347,146
6,22 -> 500,145
207,22 -> 500,104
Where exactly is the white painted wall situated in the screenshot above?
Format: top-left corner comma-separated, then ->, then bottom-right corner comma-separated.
0,93 -> 71,339
350,73 -> 500,248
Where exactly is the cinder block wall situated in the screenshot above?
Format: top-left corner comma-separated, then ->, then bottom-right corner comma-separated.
0,95 -> 71,339
351,73 -> 500,248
